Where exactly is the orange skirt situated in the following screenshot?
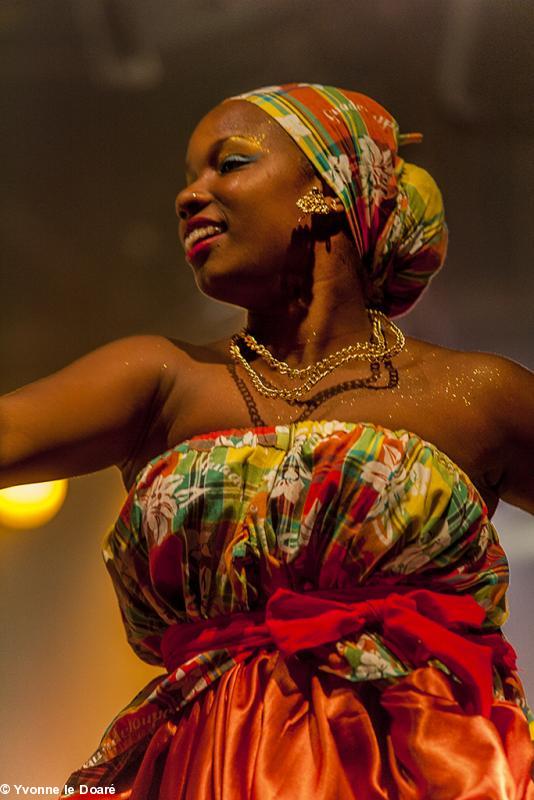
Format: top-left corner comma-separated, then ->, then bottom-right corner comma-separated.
83,650 -> 534,800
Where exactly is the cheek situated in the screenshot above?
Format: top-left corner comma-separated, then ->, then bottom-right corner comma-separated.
239,207 -> 298,258
227,161 -> 305,220
246,183 -> 303,237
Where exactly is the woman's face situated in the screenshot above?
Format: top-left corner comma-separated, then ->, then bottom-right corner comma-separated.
176,100 -> 317,309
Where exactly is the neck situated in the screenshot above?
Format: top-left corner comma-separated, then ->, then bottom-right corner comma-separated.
245,236 -> 372,366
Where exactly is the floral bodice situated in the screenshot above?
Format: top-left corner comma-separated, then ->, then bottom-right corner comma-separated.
83,419 -> 530,775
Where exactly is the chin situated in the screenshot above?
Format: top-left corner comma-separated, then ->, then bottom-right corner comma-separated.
193,261 -> 250,306
194,262 -> 276,311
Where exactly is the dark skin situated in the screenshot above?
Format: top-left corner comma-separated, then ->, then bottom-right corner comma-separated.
1,100 -> 533,518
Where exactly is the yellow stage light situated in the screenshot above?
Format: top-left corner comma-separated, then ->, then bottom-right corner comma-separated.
0,480 -> 68,529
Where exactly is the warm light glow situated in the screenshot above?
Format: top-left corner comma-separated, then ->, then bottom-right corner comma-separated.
0,480 -> 68,529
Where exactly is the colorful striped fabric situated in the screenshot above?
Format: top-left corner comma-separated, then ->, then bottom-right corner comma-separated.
61,420 -> 533,795
229,83 -> 448,317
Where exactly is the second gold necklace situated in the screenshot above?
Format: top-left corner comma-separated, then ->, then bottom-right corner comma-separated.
229,309 -> 405,401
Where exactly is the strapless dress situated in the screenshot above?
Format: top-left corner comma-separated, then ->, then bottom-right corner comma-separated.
62,420 -> 534,799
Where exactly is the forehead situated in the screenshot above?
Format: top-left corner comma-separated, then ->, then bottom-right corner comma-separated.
185,99 -> 298,164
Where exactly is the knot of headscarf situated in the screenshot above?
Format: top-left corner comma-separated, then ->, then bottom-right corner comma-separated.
228,83 -> 448,317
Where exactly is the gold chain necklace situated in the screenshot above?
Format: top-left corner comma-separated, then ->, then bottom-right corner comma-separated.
228,309 -> 405,402
226,360 -> 398,425
236,309 -> 387,378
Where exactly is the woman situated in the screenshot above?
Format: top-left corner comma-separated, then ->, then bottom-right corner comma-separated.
2,83 -> 533,798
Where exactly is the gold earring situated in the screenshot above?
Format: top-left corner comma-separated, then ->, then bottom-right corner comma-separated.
296,186 -> 332,216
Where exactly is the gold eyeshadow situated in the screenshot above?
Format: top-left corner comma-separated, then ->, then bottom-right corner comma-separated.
222,134 -> 267,151
184,134 -> 268,182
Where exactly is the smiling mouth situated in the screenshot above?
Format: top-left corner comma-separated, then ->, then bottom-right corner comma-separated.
184,224 -> 227,257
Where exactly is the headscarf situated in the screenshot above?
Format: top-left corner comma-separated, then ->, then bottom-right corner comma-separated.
228,83 -> 448,317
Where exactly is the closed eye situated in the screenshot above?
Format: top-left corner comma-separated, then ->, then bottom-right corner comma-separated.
219,154 -> 257,174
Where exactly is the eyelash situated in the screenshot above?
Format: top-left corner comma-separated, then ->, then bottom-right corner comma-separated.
219,154 -> 254,173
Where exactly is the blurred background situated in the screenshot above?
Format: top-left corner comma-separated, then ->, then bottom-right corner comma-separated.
1,0 -> 533,791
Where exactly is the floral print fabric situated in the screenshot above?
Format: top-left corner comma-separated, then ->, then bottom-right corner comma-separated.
63,420 -> 533,794
229,83 -> 448,317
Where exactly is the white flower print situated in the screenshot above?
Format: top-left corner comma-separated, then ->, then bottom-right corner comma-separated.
356,650 -> 391,680
431,519 -> 452,549
369,515 -> 399,546
407,461 -> 431,499
316,420 -> 349,439
276,114 -> 312,140
265,436 -> 311,506
395,215 -> 425,257
384,520 -> 452,574
361,459 -> 392,493
365,438 -> 426,512
478,524 -> 490,553
360,437 -> 406,494
369,460 -> 431,548
276,493 -> 320,560
140,473 -> 184,543
358,135 -> 393,208
215,435 -> 236,449
270,464 -> 303,505
382,440 -> 405,470
361,443 -> 406,494
215,430 -> 259,449
383,194 -> 407,255
140,475 -> 207,546
299,496 -> 322,547
470,523 -> 490,561
385,543 -> 431,574
326,153 -> 352,193
407,224 -> 425,256
365,468 -> 410,545
242,430 -> 261,447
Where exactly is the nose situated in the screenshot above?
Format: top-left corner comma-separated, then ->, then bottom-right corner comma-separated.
175,184 -> 211,221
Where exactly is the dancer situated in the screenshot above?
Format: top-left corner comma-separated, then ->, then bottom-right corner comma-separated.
1,83 -> 533,798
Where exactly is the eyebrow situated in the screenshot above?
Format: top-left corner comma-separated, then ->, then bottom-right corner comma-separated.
185,134 -> 263,179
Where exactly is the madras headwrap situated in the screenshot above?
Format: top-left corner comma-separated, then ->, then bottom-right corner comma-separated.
227,83 -> 448,317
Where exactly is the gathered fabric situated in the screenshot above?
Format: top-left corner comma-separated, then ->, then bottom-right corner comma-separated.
162,585 -> 519,720
229,83 -> 448,317
61,420 -> 534,798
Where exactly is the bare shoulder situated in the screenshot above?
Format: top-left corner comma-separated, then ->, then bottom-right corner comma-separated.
107,333 -> 229,387
439,347 -> 533,420
162,334 -> 229,365
0,333 -> 212,489
409,337 -> 532,418
105,332 -> 229,425
465,350 -> 534,513
156,334 -> 230,395
405,337 -> 532,397
116,334 -> 232,483
404,338 -> 534,512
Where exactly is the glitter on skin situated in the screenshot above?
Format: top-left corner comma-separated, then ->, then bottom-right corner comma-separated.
273,346 -> 505,424
223,134 -> 267,151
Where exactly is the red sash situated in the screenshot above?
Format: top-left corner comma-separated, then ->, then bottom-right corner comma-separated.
161,586 -> 517,718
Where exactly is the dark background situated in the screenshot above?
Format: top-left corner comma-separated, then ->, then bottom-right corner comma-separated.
2,0 -> 534,390
1,0 -> 533,789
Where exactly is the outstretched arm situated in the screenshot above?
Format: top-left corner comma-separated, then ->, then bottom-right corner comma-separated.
0,335 -> 175,489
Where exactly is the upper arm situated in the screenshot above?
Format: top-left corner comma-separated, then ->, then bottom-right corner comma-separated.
484,355 -> 534,514
0,335 -> 176,488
